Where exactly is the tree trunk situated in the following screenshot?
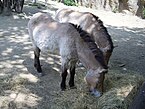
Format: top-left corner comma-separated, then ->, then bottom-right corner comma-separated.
0,0 -> 24,15
58,0 -> 64,3
0,0 -> 3,13
3,0 -> 12,15
136,0 -> 144,18
78,0 -> 144,18
78,0 -> 83,6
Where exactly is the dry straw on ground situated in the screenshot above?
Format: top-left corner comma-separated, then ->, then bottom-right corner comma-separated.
51,68 -> 145,109
0,68 -> 144,109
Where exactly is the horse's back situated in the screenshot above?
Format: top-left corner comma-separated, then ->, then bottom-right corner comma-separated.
55,9 -> 92,26
28,12 -> 54,29
55,9 -> 98,39
28,12 -> 79,56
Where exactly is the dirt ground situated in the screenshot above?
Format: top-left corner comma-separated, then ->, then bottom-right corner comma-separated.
0,0 -> 145,108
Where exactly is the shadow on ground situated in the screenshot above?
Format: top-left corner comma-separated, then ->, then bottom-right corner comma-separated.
107,26 -> 145,76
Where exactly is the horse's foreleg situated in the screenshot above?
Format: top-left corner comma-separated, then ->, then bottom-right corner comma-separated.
69,63 -> 76,88
97,73 -> 105,94
34,47 -> 42,73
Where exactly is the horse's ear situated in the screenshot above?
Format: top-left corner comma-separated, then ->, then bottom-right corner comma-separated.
69,23 -> 79,30
70,23 -> 82,33
76,25 -> 81,32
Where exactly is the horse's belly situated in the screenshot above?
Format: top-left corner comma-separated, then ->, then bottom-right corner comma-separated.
37,40 -> 59,53
39,43 -> 59,54
33,30 -> 59,53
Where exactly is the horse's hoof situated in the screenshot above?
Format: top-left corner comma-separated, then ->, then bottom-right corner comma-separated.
61,83 -> 66,91
70,86 -> 77,89
61,85 -> 66,91
61,87 -> 66,91
37,72 -> 45,76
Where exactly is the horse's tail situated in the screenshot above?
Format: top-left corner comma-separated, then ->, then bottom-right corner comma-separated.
70,23 -> 108,69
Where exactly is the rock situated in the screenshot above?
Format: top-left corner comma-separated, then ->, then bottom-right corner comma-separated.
119,64 -> 126,67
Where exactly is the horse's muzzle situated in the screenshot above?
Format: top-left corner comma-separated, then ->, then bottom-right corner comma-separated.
90,89 -> 102,97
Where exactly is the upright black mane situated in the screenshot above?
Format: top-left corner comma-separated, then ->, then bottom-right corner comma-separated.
90,13 -> 114,53
70,23 -> 108,69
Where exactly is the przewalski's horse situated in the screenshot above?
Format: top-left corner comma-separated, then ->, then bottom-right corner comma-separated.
55,8 -> 114,65
28,12 -> 108,97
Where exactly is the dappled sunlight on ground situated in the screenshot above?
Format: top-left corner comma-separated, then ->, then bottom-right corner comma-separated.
0,3 -> 44,108
19,73 -> 39,83
0,4 -> 63,107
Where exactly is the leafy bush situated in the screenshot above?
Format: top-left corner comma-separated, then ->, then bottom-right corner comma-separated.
143,8 -> 145,19
63,0 -> 77,6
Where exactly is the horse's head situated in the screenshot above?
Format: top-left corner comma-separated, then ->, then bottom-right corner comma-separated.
85,68 -> 108,97
79,12 -> 114,65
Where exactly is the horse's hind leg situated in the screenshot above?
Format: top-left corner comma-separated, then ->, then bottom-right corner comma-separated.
61,68 -> 68,90
69,61 -> 77,88
34,47 -> 42,73
60,60 -> 69,90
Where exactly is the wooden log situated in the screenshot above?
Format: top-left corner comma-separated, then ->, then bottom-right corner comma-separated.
129,82 -> 145,109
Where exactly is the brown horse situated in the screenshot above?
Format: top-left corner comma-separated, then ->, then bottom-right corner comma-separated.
28,12 -> 108,97
55,8 -> 114,65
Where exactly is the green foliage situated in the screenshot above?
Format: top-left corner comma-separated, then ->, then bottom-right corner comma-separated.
63,0 -> 77,6
112,6 -> 118,13
143,8 -> 145,19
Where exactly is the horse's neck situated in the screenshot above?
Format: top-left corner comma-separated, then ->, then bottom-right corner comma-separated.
58,12 -> 109,48
79,16 -> 113,52
76,39 -> 98,70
